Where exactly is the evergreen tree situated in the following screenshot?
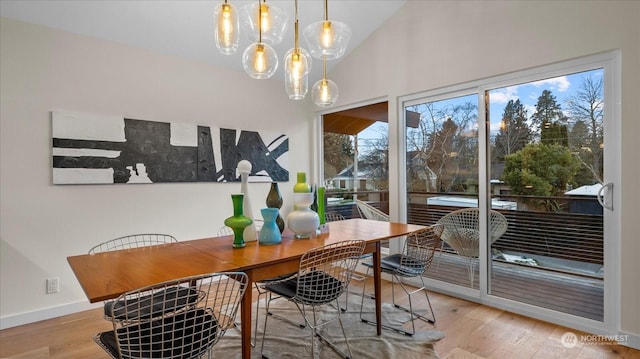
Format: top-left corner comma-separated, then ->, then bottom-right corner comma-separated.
494,99 -> 532,160
531,89 -> 568,145
503,143 -> 580,197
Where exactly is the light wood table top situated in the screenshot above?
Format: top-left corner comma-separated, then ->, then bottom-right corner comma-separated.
67,241 -> 235,303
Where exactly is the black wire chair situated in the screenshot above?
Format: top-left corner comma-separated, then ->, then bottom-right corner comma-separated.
89,234 -> 187,323
94,272 -> 248,359
259,240 -> 366,359
359,224 -> 443,336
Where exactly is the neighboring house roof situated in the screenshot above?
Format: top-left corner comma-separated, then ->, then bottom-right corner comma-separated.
333,163 -> 370,179
565,183 -> 603,196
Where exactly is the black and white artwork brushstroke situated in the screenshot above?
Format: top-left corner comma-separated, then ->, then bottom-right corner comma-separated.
52,111 -> 289,184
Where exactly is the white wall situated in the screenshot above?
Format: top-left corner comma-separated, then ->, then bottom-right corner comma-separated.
2,0 -> 639,344
0,17 -> 314,327
329,0 -> 640,343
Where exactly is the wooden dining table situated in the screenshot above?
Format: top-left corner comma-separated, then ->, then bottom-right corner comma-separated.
67,218 -> 423,359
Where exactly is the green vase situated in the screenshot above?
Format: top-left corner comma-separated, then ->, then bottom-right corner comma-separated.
293,172 -> 312,193
317,186 -> 326,225
293,172 -> 311,211
224,194 -> 253,248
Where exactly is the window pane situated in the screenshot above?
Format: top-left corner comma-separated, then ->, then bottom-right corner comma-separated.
322,103 -> 390,220
488,69 -> 604,321
406,94 -> 479,288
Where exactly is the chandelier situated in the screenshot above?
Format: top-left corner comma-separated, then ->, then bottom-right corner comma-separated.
214,0 -> 351,107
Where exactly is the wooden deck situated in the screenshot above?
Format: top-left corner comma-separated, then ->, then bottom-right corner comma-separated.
428,252 -> 604,321
327,201 -> 605,322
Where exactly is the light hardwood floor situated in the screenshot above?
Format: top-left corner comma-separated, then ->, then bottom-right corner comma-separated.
1,279 -> 637,359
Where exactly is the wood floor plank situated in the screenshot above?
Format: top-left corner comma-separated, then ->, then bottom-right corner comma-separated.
1,279 -> 638,359
443,347 -> 485,359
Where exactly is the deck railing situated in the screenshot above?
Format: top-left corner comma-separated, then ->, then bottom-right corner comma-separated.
325,190 -> 604,267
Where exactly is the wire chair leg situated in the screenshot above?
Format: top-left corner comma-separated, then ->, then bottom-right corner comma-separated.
467,257 -> 475,288
389,276 -> 436,334
360,272 -> 436,336
312,304 -> 354,359
358,267 -> 374,323
260,292 -> 272,357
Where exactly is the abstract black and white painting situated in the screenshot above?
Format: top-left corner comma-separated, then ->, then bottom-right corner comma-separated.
52,111 -> 289,184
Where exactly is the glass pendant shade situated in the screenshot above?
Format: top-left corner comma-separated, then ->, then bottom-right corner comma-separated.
214,2 -> 239,55
303,20 -> 351,60
284,48 -> 312,100
241,2 -> 288,45
312,78 -> 338,107
242,42 -> 278,79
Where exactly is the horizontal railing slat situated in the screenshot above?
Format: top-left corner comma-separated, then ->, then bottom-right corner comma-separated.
407,203 -> 603,265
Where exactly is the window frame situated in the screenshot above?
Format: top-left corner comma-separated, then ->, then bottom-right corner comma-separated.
396,51 -> 621,337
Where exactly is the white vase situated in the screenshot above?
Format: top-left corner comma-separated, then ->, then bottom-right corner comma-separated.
287,193 -> 320,239
238,160 -> 257,242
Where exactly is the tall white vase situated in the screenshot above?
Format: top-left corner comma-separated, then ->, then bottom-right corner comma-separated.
238,160 -> 257,242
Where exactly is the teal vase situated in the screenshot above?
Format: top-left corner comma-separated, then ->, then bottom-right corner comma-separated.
224,194 -> 253,248
258,208 -> 281,245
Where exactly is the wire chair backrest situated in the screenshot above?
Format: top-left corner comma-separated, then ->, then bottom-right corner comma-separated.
436,208 -> 508,244
325,213 -> 346,222
355,200 -> 390,221
100,272 -> 248,359
88,234 -> 177,254
295,240 -> 366,305
396,224 -> 444,276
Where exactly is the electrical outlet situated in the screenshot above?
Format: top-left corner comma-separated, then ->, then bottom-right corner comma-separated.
46,277 -> 59,294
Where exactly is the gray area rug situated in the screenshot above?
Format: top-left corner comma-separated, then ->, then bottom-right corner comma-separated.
211,293 -> 444,358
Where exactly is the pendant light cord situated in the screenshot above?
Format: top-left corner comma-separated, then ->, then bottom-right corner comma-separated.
323,55 -> 327,79
294,0 -> 299,50
258,0 -> 263,43
324,0 -> 328,21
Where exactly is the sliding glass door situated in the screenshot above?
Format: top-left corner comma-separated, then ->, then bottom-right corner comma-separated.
486,69 -> 605,321
405,93 -> 480,288
400,53 -> 618,332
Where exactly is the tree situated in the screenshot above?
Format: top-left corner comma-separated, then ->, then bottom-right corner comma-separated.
429,117 -> 460,192
542,121 -> 569,147
494,99 -> 532,160
531,89 -> 568,145
407,100 -> 479,193
503,143 -> 581,197
565,75 -> 604,182
323,133 -> 353,180
360,135 -> 389,190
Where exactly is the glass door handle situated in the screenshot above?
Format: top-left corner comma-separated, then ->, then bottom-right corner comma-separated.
597,182 -> 613,210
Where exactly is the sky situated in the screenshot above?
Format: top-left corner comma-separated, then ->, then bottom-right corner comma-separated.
488,68 -> 603,132
355,68 -> 603,153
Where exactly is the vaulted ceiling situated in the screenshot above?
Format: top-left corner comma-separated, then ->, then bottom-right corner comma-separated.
0,0 -> 407,84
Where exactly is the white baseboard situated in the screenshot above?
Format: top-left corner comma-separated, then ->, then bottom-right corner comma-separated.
619,331 -> 640,350
0,301 -> 101,330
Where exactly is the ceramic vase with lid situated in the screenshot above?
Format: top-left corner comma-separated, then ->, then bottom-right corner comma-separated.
287,192 -> 320,239
224,194 -> 253,248
293,172 -> 312,212
293,172 -> 312,193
